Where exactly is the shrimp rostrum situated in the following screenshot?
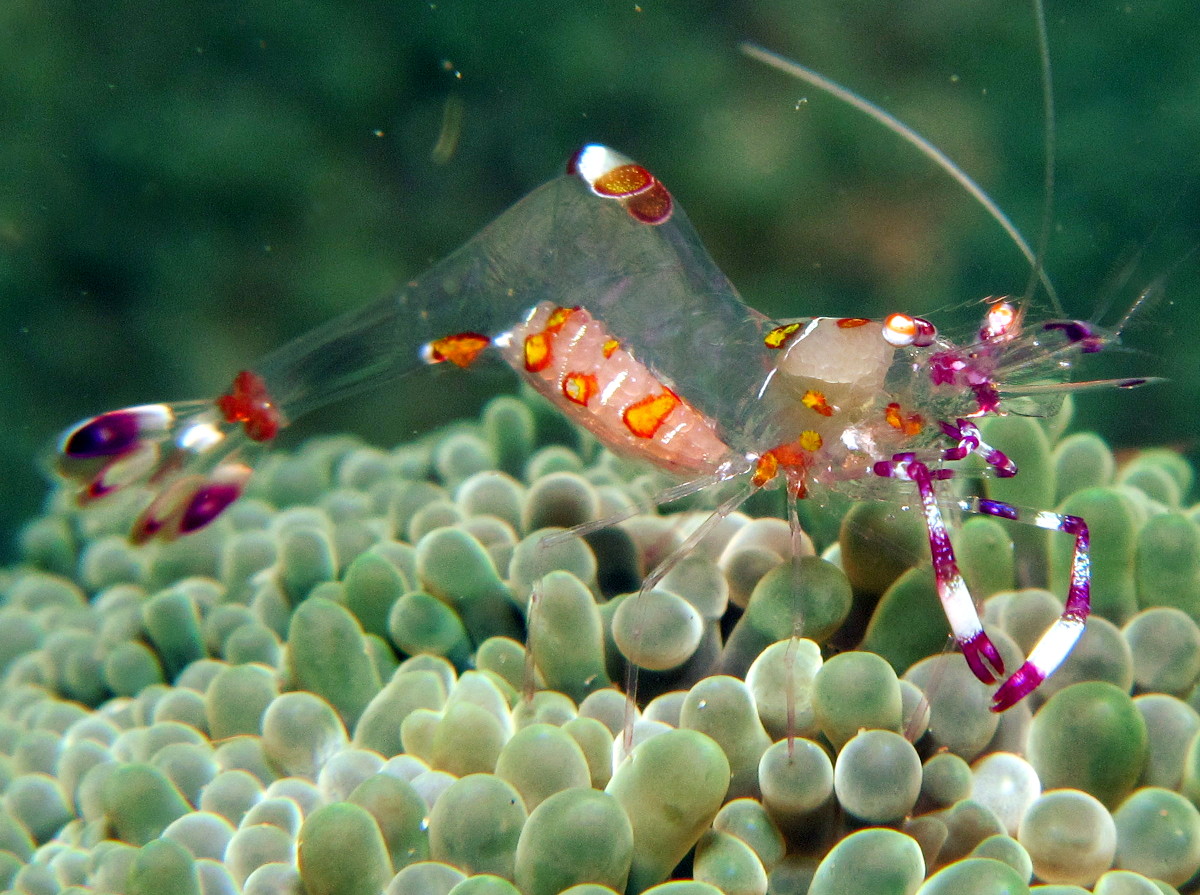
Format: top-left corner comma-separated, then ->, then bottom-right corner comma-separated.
58,142 -> 1150,712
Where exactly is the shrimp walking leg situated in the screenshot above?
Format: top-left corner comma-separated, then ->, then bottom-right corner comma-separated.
873,453 -> 1006,687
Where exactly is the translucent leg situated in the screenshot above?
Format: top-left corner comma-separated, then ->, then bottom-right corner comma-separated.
616,481 -> 756,754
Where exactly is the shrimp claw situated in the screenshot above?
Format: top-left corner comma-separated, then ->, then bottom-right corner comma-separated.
968,499 -> 1091,711
873,452 -> 1005,686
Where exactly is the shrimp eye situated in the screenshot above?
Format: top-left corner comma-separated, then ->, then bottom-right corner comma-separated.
883,313 -> 936,347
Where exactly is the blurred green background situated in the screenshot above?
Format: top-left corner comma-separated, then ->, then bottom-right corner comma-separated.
2,0 -> 1197,559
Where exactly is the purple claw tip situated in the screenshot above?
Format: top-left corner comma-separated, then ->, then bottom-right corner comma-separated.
991,662 -> 1043,712
64,411 -> 142,459
180,483 -> 242,534
961,632 -> 1004,685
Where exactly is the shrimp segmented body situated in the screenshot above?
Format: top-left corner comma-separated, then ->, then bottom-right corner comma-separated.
58,138 -> 1149,711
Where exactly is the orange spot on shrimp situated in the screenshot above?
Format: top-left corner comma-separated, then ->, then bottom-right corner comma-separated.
837,317 -> 871,328
524,332 -> 553,372
562,371 -> 598,406
602,339 -> 620,359
216,371 -> 282,442
798,430 -> 823,452
764,322 -> 802,349
623,391 -> 679,438
592,163 -> 653,198
752,452 -> 779,487
426,332 -> 490,369
801,390 -> 834,416
757,443 -> 812,497
885,402 -> 924,436
546,306 -> 578,332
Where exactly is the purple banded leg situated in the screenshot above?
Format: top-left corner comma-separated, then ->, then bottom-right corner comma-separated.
873,454 -> 1005,685
966,497 -> 1091,711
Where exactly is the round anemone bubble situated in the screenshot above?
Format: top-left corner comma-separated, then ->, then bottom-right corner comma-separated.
757,738 -> 834,836
744,638 -> 822,741
1135,693 -> 1200,790
612,588 -> 703,672
832,729 -> 921,824
1091,871 -> 1169,895
522,471 -> 601,532
657,554 -> 729,622
712,799 -> 786,874
807,827 -> 925,895
514,787 -> 634,895
970,835 -> 1033,883
204,663 -> 279,742
349,773 -> 432,873
970,752 -> 1042,837
385,860 -> 468,895
1017,789 -> 1116,886
720,557 -> 851,674
1112,786 -> 1200,886
679,675 -> 773,801
447,876 -> 522,895
811,650 -> 903,751
260,691 -> 349,780
494,723 -> 592,812
526,570 -> 612,703
902,649 -> 1002,761
1037,615 -> 1133,699
936,799 -> 1007,867
455,470 -> 525,533
101,763 -> 193,846
298,802 -> 392,895
1123,607 -> 1200,696
125,838 -> 202,895
428,774 -> 527,879
914,856 -> 1030,894
606,728 -> 731,894
2,773 -> 73,844
692,829 -> 768,895
286,596 -> 383,728
225,822 -> 296,887
921,752 -> 973,809
1026,682 -> 1148,809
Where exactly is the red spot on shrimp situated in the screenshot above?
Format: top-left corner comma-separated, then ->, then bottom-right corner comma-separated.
602,339 -> 620,359
216,371 -> 281,442
562,371 -> 598,406
524,332 -> 553,372
623,391 -> 679,438
837,317 -> 871,328
427,332 -> 490,369
626,182 -> 673,224
801,390 -> 834,416
764,322 -> 802,349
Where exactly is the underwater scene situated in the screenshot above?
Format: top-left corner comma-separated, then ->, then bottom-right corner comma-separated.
2,0 -> 1200,893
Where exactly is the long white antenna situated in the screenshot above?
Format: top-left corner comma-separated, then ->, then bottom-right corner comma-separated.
740,41 -> 1060,312
1022,0 -> 1060,312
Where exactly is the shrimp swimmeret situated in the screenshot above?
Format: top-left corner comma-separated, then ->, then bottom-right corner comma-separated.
57,111 -> 1152,711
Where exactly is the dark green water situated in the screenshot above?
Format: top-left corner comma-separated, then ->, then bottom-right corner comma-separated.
1,0 -> 1197,557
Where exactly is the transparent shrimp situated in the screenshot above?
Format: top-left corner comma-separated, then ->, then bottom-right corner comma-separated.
57,61 -> 1155,714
